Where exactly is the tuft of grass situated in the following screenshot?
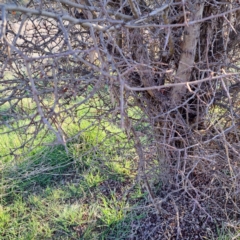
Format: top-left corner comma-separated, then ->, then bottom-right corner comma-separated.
84,170 -> 105,188
98,195 -> 126,227
98,207 -> 146,240
215,225 -> 237,240
129,184 -> 147,201
0,205 -> 11,231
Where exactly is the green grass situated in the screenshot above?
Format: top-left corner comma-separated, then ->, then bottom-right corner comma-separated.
0,97 -> 145,240
0,161 -> 143,239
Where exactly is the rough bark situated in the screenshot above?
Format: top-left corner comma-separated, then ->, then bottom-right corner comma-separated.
171,3 -> 204,106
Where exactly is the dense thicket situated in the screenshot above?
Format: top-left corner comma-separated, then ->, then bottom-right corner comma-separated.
1,0 -> 240,238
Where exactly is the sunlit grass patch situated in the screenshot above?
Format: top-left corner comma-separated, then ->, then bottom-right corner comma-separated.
0,205 -> 11,232
56,203 -> 93,228
105,158 -> 135,182
98,195 -> 126,227
0,160 -> 140,240
0,94 -> 142,239
84,170 -> 105,188
0,194 -> 54,239
0,180 -> 143,239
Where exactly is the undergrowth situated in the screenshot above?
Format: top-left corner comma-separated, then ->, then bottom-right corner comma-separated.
0,99 -> 236,239
0,100 -> 147,240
